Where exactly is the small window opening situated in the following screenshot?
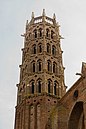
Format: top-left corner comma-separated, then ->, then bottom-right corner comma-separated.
39,29 -> 42,37
33,45 -> 36,54
52,46 -> 56,55
33,62 -> 35,72
35,31 -> 37,38
39,44 -> 42,53
48,61 -> 51,72
53,63 -> 55,73
39,62 -> 42,71
38,80 -> 41,93
54,82 -> 57,95
32,82 -> 34,94
46,29 -> 49,37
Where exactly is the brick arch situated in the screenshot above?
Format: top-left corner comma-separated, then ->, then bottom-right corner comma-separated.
68,101 -> 85,129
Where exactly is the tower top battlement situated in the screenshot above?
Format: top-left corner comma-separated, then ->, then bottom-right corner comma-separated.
26,9 -> 58,26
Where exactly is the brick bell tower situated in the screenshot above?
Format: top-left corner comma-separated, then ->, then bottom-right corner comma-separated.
14,9 -> 66,129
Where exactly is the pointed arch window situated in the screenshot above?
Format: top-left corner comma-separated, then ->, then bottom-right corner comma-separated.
51,30 -> 54,39
54,81 -> 57,95
34,29 -> 37,38
39,28 -> 42,37
38,80 -> 42,93
46,29 -> 49,37
47,60 -> 52,72
53,62 -> 57,73
38,43 -> 42,53
32,61 -> 35,72
47,43 -> 51,53
52,45 -> 56,56
33,62 -> 35,72
48,80 -> 51,93
32,44 -> 36,54
37,60 -> 42,72
31,81 -> 35,94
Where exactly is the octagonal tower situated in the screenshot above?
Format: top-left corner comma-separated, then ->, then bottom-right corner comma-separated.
14,10 -> 66,129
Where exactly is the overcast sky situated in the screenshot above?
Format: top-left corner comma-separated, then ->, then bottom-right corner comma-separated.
0,0 -> 86,129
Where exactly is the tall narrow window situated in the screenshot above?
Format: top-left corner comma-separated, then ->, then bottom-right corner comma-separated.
46,29 -> 49,37
51,30 -> 54,39
53,63 -> 55,73
39,28 -> 42,37
37,60 -> 42,72
53,62 -> 57,74
52,45 -> 56,55
38,44 -> 42,53
34,29 -> 37,38
32,62 -> 35,72
47,43 -> 51,53
32,44 -> 36,54
32,82 -> 34,94
38,80 -> 41,93
48,80 -> 51,93
54,81 -> 57,95
48,62 -> 50,71
39,62 -> 41,71
47,60 -> 52,72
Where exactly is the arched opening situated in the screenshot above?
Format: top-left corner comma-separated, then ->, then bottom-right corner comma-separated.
34,29 -> 37,38
54,81 -> 57,95
38,43 -> 42,53
47,60 -> 52,72
33,62 -> 35,72
37,60 -> 42,72
53,62 -> 57,74
32,44 -> 36,54
39,28 -> 42,37
46,29 -> 49,37
51,30 -> 54,39
37,80 -> 42,93
31,81 -> 35,94
53,63 -> 55,73
32,61 -> 35,72
48,79 -> 52,94
68,102 -> 84,129
52,45 -> 56,56
47,43 -> 51,53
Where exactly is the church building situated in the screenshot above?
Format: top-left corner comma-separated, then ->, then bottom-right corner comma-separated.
14,10 -> 86,129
